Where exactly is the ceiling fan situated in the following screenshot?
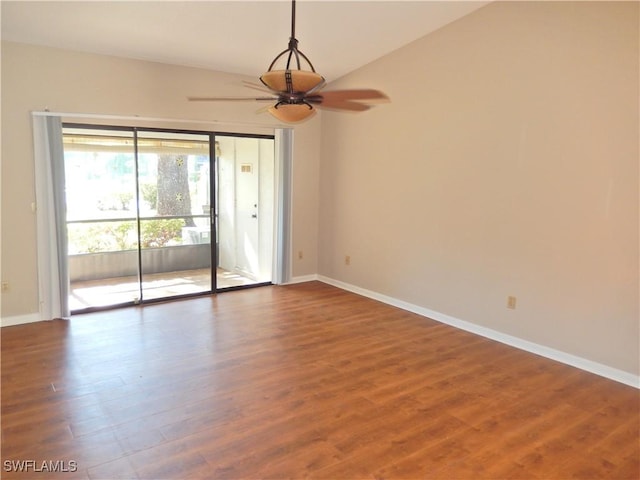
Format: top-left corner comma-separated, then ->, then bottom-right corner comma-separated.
188,0 -> 388,123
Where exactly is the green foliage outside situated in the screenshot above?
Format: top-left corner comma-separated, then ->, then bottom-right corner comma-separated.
140,183 -> 158,210
109,221 -> 136,250
68,223 -> 123,253
140,219 -> 185,248
68,219 -> 185,254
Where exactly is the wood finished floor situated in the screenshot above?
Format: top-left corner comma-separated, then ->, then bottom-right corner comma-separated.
2,281 -> 638,479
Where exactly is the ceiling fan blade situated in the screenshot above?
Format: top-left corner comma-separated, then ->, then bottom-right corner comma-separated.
255,104 -> 272,114
313,89 -> 389,102
187,96 -> 275,102
309,99 -> 371,112
242,81 -> 274,94
304,78 -> 327,95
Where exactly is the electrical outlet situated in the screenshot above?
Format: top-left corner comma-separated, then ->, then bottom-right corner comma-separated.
507,296 -> 517,309
298,250 -> 303,260
345,255 -> 351,266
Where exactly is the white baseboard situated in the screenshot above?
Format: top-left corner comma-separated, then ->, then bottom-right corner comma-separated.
286,274 -> 319,284
1,313 -> 43,327
316,275 -> 640,389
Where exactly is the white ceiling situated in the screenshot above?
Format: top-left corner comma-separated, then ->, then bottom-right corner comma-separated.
1,1 -> 488,83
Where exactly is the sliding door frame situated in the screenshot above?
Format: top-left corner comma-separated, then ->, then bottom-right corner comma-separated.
63,123 -> 277,313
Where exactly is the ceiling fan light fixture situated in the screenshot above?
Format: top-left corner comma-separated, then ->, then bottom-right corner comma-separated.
268,103 -> 315,123
187,0 -> 388,124
260,69 -> 324,94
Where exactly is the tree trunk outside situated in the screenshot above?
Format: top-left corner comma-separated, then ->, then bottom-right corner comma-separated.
157,154 -> 195,227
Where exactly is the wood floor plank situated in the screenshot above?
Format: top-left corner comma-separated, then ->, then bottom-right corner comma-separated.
2,281 -> 638,479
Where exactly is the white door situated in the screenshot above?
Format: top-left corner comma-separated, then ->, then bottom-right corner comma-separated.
234,138 -> 260,279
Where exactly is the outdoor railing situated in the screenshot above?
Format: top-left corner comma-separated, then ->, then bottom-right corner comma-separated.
67,214 -> 212,282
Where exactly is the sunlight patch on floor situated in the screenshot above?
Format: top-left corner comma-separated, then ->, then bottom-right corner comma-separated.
69,268 -> 256,311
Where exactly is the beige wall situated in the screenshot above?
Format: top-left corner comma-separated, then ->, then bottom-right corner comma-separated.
0,41 -> 321,318
318,2 -> 639,374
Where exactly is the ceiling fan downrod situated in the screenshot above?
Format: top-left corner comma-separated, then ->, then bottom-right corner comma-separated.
266,0 -> 317,74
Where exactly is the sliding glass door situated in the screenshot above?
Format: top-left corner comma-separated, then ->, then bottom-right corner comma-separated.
63,125 -> 274,312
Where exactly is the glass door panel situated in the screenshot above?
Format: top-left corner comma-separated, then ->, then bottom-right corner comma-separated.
215,135 -> 274,289
64,127 -> 140,310
136,131 -> 212,301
